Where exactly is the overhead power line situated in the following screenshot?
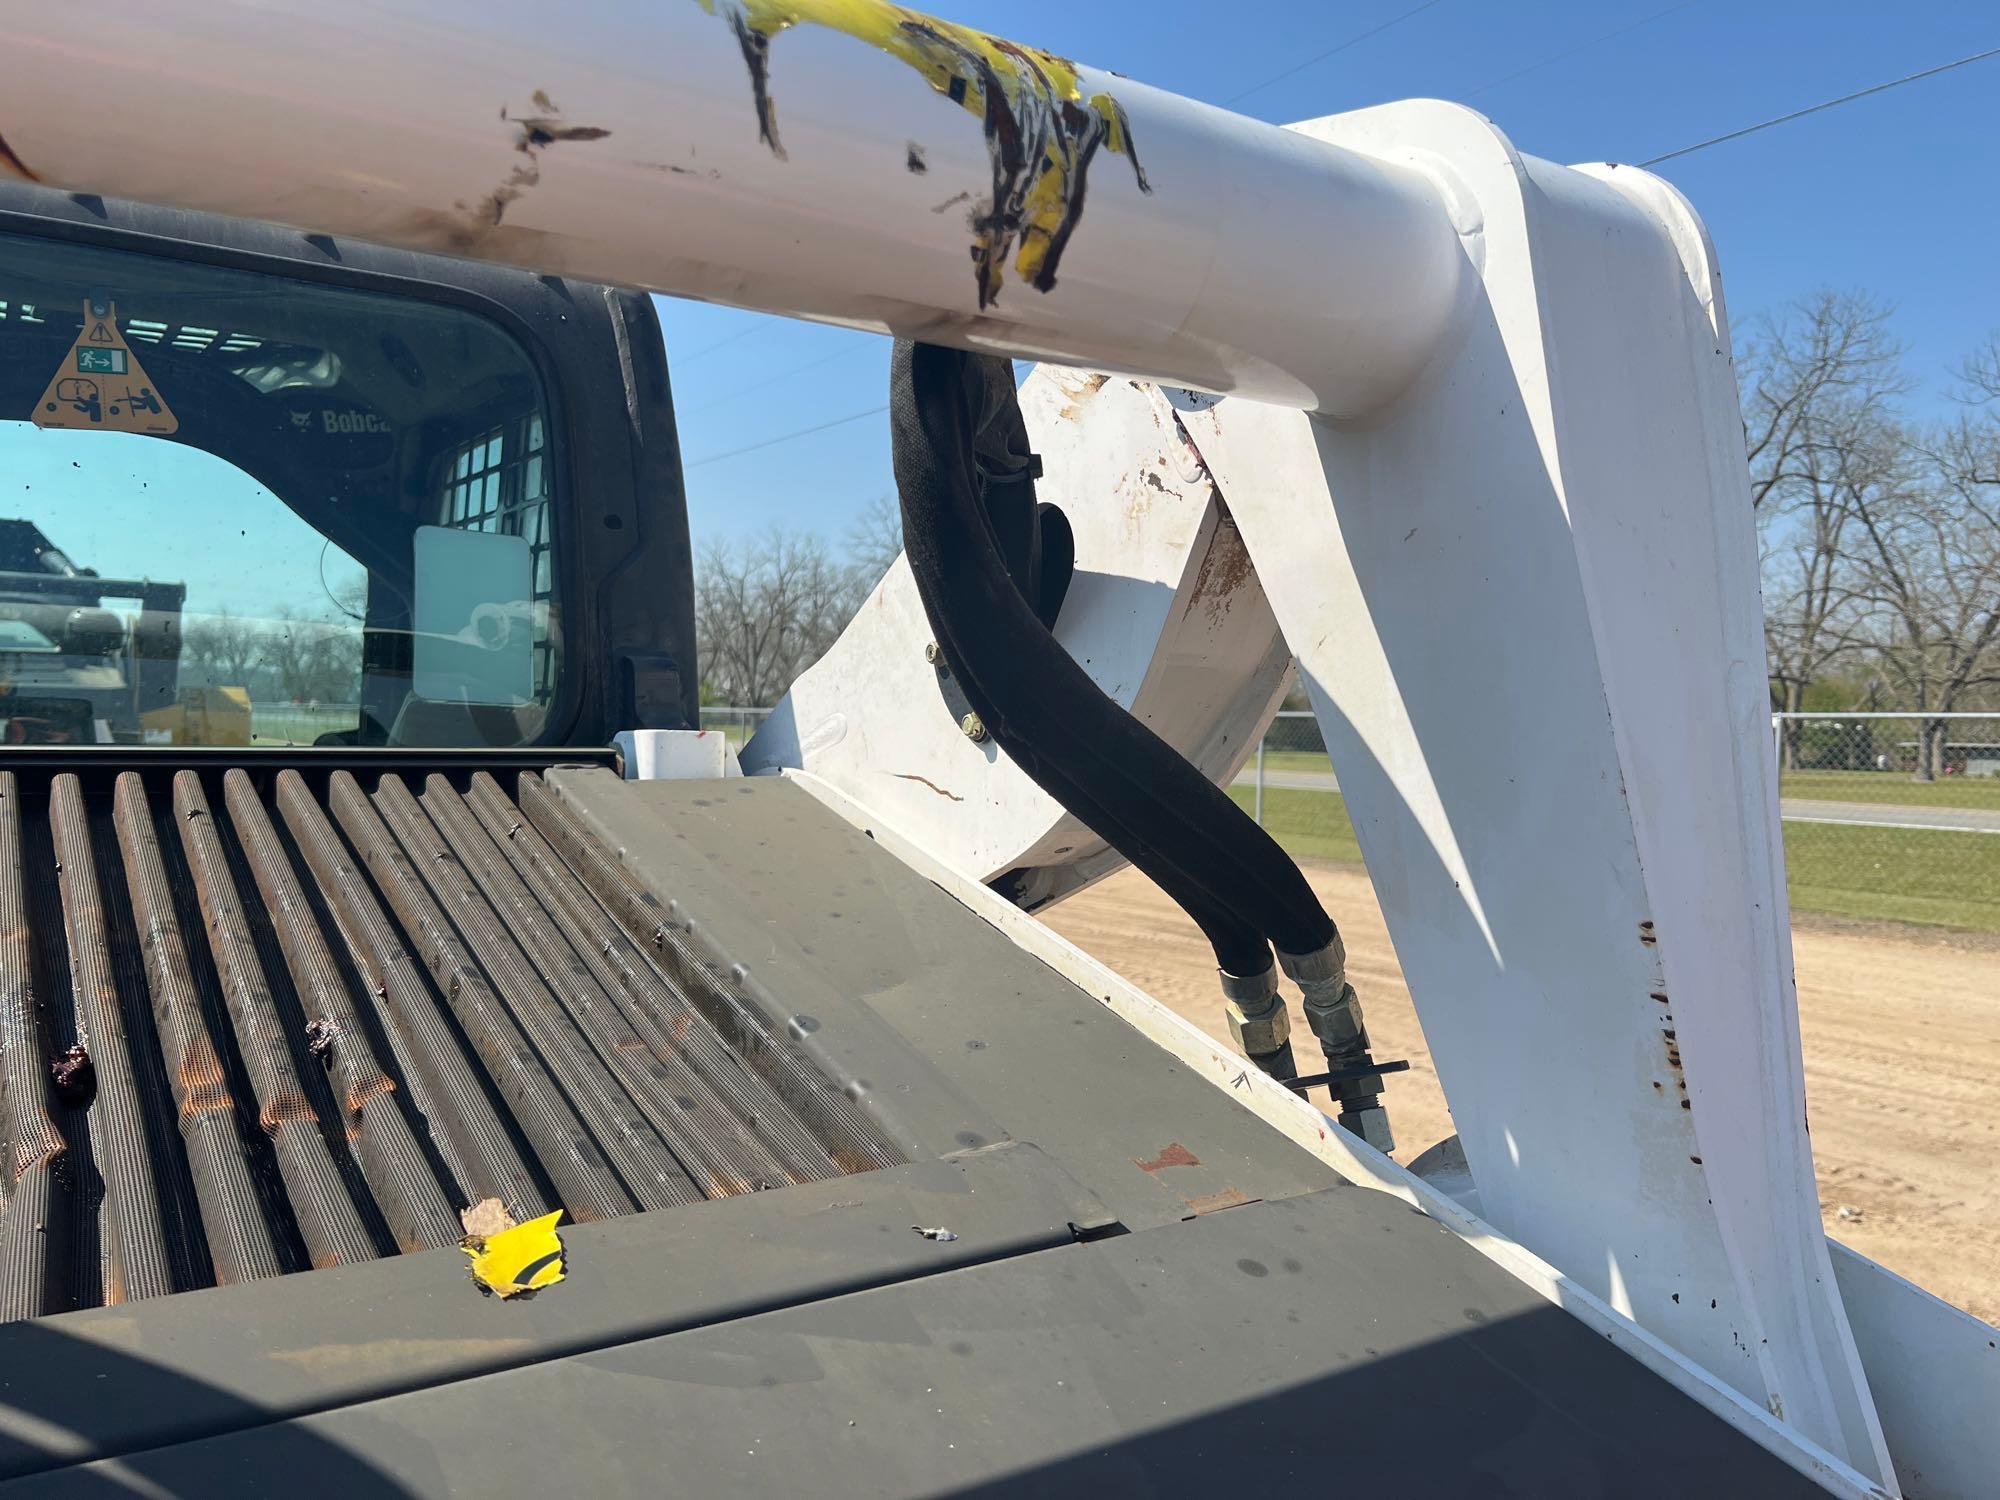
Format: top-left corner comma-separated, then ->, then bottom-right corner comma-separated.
683,404 -> 889,469
674,318 -> 779,365
1223,0 -> 1449,107
1465,1 -> 1700,99
683,338 -> 876,415
1639,44 -> 2000,167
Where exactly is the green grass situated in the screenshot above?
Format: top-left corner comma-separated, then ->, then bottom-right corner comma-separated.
1237,783 -> 2000,934
1228,785 -> 1362,865
1780,820 -> 2000,932
1778,768 -> 2000,811
1253,749 -> 1334,776
1247,760 -> 2000,806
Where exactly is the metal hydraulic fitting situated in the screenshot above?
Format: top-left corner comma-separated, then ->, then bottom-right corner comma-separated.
1280,939 -> 1394,1152
1219,962 -> 1296,1080
1278,940 -> 1366,1057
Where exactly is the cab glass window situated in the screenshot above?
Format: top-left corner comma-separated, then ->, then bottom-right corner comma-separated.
0,234 -> 559,746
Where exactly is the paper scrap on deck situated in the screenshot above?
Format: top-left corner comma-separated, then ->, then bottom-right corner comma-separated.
462,1209 -> 566,1298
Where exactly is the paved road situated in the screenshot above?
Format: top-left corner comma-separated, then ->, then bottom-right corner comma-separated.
1237,770 -> 2000,835
1780,798 -> 2000,834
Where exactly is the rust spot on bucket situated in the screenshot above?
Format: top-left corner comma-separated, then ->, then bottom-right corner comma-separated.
1179,510 -> 1255,629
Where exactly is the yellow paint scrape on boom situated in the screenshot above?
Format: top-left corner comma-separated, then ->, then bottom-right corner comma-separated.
697,0 -> 1150,307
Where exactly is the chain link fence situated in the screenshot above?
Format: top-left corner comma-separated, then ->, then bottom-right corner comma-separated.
1235,710 -> 2000,935
699,705 -> 773,747
249,702 -> 360,746
705,702 -> 2000,934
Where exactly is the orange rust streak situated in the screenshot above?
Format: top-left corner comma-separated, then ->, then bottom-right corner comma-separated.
344,1075 -> 396,1114
260,1091 -> 320,1131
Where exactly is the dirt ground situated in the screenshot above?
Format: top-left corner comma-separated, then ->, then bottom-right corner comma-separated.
1043,862 -> 2000,1327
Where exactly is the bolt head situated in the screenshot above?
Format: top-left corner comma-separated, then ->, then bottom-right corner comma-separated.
960,712 -> 988,742
1342,1106 -> 1395,1155
924,641 -> 942,665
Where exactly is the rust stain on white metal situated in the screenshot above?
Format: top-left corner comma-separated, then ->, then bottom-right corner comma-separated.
893,772 -> 963,802
1055,370 -> 1111,421
1179,509 -> 1254,629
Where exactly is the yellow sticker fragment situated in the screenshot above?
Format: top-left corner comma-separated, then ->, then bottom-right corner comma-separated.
32,300 -> 178,435
462,1209 -> 566,1298
696,0 -> 1150,307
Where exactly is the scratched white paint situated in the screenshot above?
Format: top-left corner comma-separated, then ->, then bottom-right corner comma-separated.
1180,100 -> 1894,1488
0,0 -> 1460,415
0,8 -> 1975,1481
745,367 -> 1291,896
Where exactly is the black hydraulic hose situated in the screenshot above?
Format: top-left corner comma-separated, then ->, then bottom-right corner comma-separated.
890,340 -> 1337,974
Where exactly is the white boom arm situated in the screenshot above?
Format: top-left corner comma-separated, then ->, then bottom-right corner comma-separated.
5,4 -> 1991,1495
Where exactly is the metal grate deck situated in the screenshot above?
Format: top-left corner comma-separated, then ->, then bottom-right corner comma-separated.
0,763 -> 897,1318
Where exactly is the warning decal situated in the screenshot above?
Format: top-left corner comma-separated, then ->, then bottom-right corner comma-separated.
32,300 -> 178,435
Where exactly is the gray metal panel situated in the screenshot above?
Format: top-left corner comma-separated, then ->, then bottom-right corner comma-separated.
2,1190 -> 1826,1498
547,771 -> 1344,1232
0,1143 -> 1107,1480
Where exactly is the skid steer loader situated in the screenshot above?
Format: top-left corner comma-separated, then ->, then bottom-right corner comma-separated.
0,3 -> 1989,1496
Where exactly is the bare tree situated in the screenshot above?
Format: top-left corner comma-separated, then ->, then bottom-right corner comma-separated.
845,493 -> 904,589
1838,414 -> 2000,777
259,606 -> 359,705
695,529 -> 862,705
1745,293 -> 1912,762
180,608 -> 262,687
1740,290 -> 1908,512
1954,331 -> 2000,406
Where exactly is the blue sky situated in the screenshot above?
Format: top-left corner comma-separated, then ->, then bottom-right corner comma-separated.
658,0 -> 2000,551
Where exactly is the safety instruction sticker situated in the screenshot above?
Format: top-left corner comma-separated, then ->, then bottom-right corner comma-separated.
32,299 -> 178,435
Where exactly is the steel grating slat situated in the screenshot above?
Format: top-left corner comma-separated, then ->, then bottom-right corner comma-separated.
0,764 -> 890,1322
91,799 -> 214,1296
462,772 -> 845,1186
49,775 -> 172,1305
366,775 -> 703,1213
274,771 -> 553,1224
0,773 -> 69,1321
112,774 -> 284,1288
176,771 -> 384,1272
517,774 -> 902,1173
421,775 -> 794,1198
224,770 -> 462,1254
22,804 -> 106,1309
327,772 -> 639,1224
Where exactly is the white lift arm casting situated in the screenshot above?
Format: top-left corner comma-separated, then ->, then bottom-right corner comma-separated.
3,3 -> 1991,1495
